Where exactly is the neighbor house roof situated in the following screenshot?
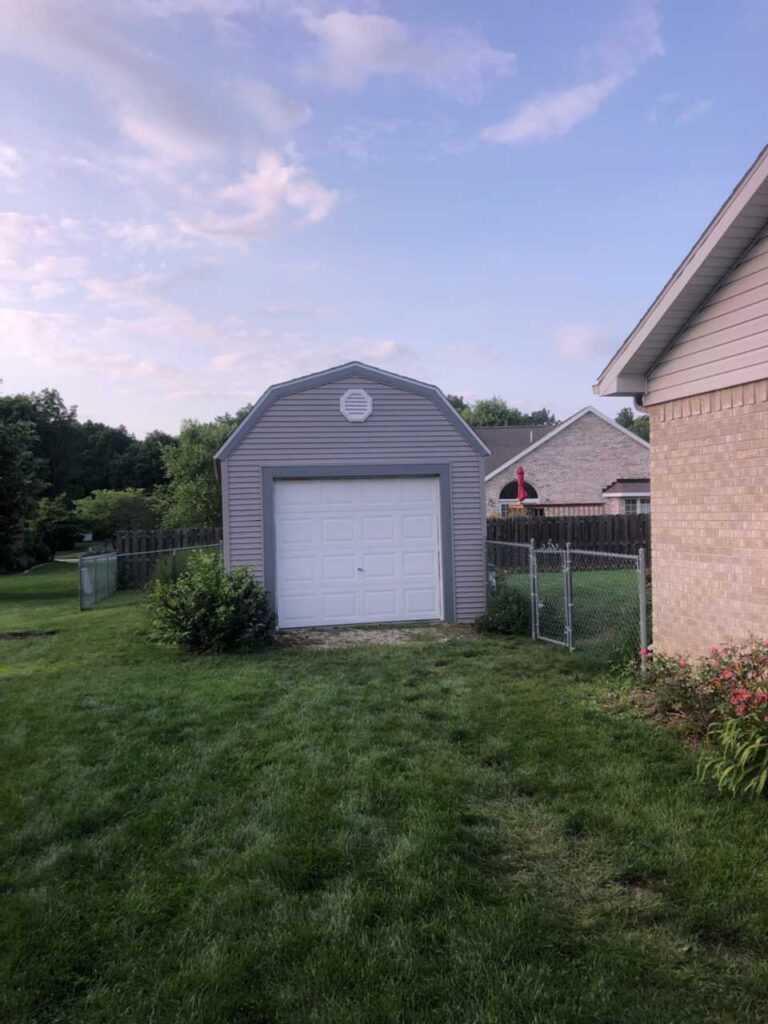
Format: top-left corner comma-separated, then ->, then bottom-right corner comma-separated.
602,478 -> 651,496
594,145 -> 768,398
473,425 -> 554,475
214,361 -> 491,462
484,406 -> 649,482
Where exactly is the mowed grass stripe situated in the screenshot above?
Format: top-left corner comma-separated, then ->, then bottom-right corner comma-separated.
1,564 -> 767,1023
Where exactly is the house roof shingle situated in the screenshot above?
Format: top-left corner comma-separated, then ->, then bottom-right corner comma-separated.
474,425 -> 554,475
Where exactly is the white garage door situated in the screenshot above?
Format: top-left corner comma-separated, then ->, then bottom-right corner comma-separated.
274,476 -> 443,628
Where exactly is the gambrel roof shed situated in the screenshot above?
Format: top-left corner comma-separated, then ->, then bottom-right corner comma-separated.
215,362 -> 490,629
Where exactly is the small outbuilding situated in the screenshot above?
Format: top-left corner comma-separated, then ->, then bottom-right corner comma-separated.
215,362 -> 490,629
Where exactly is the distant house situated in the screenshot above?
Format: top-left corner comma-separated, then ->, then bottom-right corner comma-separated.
480,407 -> 650,517
594,146 -> 768,656
601,478 -> 651,515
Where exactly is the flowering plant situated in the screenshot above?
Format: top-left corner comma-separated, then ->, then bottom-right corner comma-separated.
643,639 -> 768,796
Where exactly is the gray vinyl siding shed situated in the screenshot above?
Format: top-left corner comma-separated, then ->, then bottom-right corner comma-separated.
215,362 -> 489,626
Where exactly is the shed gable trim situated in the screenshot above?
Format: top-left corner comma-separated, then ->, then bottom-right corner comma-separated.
484,406 -> 649,482
214,361 -> 490,462
594,145 -> 768,397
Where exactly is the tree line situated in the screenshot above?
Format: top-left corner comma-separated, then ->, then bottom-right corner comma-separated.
0,386 -> 648,572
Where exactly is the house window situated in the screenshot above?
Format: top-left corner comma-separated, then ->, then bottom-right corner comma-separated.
499,480 -> 538,501
623,497 -> 650,514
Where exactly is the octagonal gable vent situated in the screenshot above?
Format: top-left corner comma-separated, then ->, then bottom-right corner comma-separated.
340,388 -> 373,422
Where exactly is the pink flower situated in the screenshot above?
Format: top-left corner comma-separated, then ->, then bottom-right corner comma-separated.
722,670 -> 734,680
678,659 -> 688,669
639,647 -> 651,657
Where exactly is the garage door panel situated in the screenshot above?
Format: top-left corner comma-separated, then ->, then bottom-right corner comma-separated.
403,551 -> 436,577
321,555 -> 357,581
362,515 -> 395,541
278,517 -> 316,544
323,592 -> 358,619
362,553 -> 397,579
400,477 -> 438,503
405,589 -> 439,614
322,517 -> 356,542
363,590 -> 397,616
279,555 -> 314,583
402,515 -> 434,540
274,476 -> 442,628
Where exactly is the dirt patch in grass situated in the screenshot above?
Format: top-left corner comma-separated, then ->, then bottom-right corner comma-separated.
277,623 -> 477,649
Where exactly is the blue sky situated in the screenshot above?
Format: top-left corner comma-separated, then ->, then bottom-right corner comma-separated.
1,0 -> 766,435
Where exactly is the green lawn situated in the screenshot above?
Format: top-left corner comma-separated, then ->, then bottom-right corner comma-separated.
499,567 -> 644,653
2,565 -> 768,1023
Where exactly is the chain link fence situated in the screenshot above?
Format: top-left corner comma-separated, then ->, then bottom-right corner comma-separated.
79,543 -> 222,610
487,540 -> 650,660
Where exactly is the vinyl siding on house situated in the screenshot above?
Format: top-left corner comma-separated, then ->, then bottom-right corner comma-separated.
223,375 -> 487,623
646,222 -> 768,404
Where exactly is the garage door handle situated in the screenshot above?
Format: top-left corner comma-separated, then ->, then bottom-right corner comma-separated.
356,567 -> 364,572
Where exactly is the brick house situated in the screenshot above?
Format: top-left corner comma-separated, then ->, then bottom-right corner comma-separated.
481,407 -> 649,517
595,146 -> 768,656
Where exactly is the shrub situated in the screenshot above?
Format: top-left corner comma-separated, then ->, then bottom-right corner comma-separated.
148,550 -> 275,653
476,586 -> 530,636
643,639 -> 768,796
75,488 -> 158,540
642,653 -> 723,733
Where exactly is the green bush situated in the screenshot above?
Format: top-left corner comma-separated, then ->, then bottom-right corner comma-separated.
476,586 -> 530,636
148,551 -> 275,653
643,639 -> 768,797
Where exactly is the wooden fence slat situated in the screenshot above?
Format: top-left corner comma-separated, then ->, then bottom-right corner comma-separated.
486,514 -> 651,565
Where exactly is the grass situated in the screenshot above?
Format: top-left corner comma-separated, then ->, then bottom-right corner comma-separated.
2,565 -> 768,1023
500,567 -> 644,654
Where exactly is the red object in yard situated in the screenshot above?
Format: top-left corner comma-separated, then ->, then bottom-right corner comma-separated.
516,465 -> 526,502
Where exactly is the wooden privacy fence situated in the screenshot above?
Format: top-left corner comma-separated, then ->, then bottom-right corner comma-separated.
114,527 -> 223,588
487,513 -> 651,564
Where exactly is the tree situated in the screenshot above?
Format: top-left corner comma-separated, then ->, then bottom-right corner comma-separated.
29,495 -> 81,555
463,397 -> 557,427
616,407 -> 650,442
446,394 -> 469,416
0,388 -> 79,497
155,419 -> 234,528
0,420 -> 47,571
75,489 -> 158,540
156,408 -> 250,528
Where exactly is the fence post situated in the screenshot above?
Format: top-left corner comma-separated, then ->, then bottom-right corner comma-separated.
564,542 -> 574,652
528,539 -> 537,640
638,546 -> 649,675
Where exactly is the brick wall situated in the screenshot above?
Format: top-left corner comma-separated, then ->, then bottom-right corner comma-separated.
485,411 -> 649,515
650,380 -> 768,656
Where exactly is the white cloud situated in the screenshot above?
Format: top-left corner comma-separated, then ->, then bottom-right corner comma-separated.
484,1 -> 663,144
299,10 -> 514,99
0,212 -> 85,301
235,80 -> 312,135
105,220 -> 189,249
179,151 -> 338,242
483,76 -> 620,144
0,2 -> 228,167
0,144 -> 21,180
554,324 -> 609,361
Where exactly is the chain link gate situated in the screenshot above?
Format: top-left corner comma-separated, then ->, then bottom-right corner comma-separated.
487,540 -> 649,660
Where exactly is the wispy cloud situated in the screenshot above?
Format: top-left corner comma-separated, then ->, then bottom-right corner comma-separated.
483,1 -> 663,144
178,151 -> 338,242
235,80 -> 312,136
0,144 -> 21,180
299,9 -> 514,99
